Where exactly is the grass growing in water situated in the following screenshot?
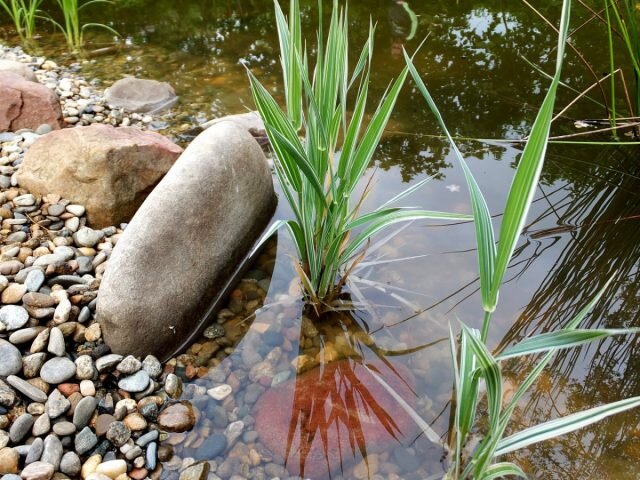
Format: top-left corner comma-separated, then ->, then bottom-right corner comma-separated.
248,0 -> 470,310
53,0 -> 118,52
0,0 -> 43,43
405,0 -> 640,477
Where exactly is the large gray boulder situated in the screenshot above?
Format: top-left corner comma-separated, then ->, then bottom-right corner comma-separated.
105,77 -> 178,113
0,60 -> 38,82
96,121 -> 276,359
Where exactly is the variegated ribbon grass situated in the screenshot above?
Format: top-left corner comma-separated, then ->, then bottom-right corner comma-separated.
248,0 -> 470,309
406,0 -> 640,478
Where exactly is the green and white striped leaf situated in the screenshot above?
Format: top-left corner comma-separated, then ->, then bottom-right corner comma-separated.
495,396 -> 640,456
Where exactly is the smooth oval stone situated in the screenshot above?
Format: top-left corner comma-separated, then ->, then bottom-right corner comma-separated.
6,375 -> 47,403
117,370 -> 150,393
40,357 -> 76,384
0,305 -> 29,331
195,433 -> 227,458
0,340 -> 22,376
73,396 -> 97,428
97,122 -> 275,360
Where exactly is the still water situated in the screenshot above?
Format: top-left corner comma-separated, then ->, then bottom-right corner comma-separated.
3,1 -> 640,478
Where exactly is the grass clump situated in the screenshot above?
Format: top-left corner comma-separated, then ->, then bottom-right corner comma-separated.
248,0 -> 470,310
53,0 -> 119,52
0,0 -> 43,43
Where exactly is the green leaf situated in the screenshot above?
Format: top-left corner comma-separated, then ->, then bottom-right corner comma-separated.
404,50 -> 496,317
497,328 -> 640,360
495,396 -> 640,456
481,462 -> 528,480
488,0 -> 571,309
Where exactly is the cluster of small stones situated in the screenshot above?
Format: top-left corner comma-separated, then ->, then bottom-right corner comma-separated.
0,44 -> 439,480
156,247 -> 438,480
0,44 -> 156,130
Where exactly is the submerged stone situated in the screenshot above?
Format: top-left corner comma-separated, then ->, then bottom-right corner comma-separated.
254,359 -> 419,478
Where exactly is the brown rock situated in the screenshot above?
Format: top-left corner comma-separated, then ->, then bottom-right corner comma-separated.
157,401 -> 196,433
0,72 -> 63,132
17,124 -> 183,228
254,359 -> 418,478
57,383 -> 80,397
0,446 -> 19,474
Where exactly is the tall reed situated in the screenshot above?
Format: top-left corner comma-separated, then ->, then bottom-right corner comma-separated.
405,0 -> 640,477
248,0 -> 470,309
607,0 -> 640,115
53,0 -> 118,52
0,0 -> 43,43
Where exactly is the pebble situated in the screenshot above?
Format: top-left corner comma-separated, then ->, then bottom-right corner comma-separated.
53,299 -> 71,324
66,205 -> 85,216
0,305 -> 29,330
24,269 -> 45,292
164,373 -> 182,398
73,396 -> 97,428
136,429 -> 158,447
75,355 -> 96,380
105,421 -> 130,447
1,283 -> 27,304
0,340 -> 22,376
47,327 -> 66,356
142,355 -> 162,378
45,388 -> 70,418
41,434 -> 63,469
5,375 -> 44,405
0,446 -> 19,474
40,357 -> 76,384
32,413 -> 51,436
116,355 -> 141,375
19,461 -> 54,480
52,421 -> 76,436
9,413 -> 34,443
196,433 -> 227,458
75,426 -> 98,455
95,354 -> 123,372
179,462 -> 210,480
117,370 -> 150,393
95,459 -> 127,479
145,441 -> 157,470
25,437 -> 43,464
157,402 -> 195,432
60,451 -> 81,476
225,420 -> 244,448
80,380 -> 96,396
207,384 -> 232,401
73,227 -> 104,247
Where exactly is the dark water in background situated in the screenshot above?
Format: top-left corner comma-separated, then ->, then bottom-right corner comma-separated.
3,1 -> 640,478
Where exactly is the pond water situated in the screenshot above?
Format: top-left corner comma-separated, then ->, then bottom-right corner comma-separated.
3,1 -> 640,478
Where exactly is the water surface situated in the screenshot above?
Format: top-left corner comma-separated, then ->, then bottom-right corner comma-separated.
3,1 -> 640,478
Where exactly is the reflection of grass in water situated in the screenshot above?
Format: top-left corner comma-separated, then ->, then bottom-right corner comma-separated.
283,309 -> 432,477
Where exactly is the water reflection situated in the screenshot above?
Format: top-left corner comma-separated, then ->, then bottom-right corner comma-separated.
4,0 -> 640,477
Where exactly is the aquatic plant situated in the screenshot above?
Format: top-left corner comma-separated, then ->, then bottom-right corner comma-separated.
52,0 -> 119,52
603,0 -> 640,125
404,0 -> 640,478
248,0 -> 470,310
0,0 -> 43,43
